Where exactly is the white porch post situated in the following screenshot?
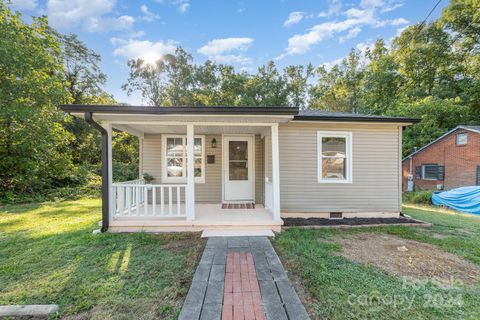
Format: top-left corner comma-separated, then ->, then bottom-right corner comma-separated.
105,123 -> 114,223
271,123 -> 281,221
186,124 -> 195,221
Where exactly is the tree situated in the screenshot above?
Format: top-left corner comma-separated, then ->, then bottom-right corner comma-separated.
58,33 -> 107,104
441,0 -> 480,117
391,97 -> 471,156
242,61 -> 289,106
361,39 -> 402,114
283,63 -> 314,108
0,3 -> 73,195
392,22 -> 458,99
123,47 -> 195,106
310,49 -> 364,113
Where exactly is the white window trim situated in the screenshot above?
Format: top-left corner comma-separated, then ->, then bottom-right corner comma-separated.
456,133 -> 468,145
161,134 -> 205,184
421,164 -> 438,181
317,131 -> 353,184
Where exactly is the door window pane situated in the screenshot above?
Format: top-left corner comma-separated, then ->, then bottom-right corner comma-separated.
229,141 -> 248,160
229,141 -> 248,180
229,162 -> 248,180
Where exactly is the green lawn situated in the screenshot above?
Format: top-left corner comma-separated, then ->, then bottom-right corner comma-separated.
275,206 -> 480,320
0,198 -> 205,319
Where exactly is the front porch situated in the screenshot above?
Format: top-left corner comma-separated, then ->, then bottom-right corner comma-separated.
94,112 -> 290,233
109,179 -> 281,232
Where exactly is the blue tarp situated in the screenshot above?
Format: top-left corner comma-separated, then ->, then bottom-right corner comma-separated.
432,186 -> 480,215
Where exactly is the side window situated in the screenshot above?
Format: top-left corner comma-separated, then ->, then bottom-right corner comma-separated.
162,135 -> 205,183
422,164 -> 439,180
317,132 -> 352,183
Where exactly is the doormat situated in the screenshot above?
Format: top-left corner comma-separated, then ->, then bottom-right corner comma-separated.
221,203 -> 255,209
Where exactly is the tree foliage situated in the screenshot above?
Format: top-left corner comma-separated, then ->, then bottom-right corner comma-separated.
0,3 -> 73,195
120,0 -> 480,158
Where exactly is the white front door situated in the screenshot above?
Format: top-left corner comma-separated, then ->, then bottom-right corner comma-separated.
223,135 -> 254,202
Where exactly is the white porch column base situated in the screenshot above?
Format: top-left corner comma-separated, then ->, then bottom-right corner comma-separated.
271,123 -> 281,221
186,124 -> 195,221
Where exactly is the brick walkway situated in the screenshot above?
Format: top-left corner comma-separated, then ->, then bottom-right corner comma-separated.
178,236 -> 310,320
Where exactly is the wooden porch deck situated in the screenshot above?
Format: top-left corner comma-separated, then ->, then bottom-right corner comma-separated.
109,204 -> 282,233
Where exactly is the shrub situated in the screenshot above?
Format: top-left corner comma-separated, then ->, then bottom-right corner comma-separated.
403,191 -> 433,205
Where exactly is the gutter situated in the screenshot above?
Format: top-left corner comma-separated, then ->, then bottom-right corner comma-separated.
293,115 -> 420,124
84,112 -> 109,232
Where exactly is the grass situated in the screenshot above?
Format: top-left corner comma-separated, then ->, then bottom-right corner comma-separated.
0,198 -> 206,319
274,206 -> 480,320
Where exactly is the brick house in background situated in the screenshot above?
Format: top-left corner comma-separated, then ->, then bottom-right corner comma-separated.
402,125 -> 480,192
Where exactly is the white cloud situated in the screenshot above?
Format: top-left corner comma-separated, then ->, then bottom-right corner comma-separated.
198,37 -> 252,56
389,17 -> 409,26
140,4 -> 160,22
154,0 -> 190,13
356,41 -> 373,53
198,37 -> 254,65
322,56 -> 345,70
278,0 -> 406,58
318,0 -> 343,18
9,0 -> 37,10
339,26 -> 362,43
46,0 -> 114,28
111,38 -> 178,64
86,15 -> 135,33
284,12 -> 305,27
360,0 -> 404,12
46,0 -> 136,33
178,2 -> 190,13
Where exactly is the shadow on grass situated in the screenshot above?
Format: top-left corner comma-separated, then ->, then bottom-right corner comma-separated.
0,202 -> 41,214
0,224 -> 204,320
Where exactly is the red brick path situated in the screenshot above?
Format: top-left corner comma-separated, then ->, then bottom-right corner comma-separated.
222,252 -> 265,320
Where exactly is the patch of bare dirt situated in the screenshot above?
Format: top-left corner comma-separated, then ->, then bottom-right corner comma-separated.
335,233 -> 480,286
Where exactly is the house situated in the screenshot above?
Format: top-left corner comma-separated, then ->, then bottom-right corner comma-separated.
402,125 -> 480,192
61,105 -> 417,233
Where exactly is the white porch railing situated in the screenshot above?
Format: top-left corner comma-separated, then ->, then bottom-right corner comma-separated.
112,179 -> 187,218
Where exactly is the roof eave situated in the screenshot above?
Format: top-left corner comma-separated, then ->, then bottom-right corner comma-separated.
60,104 -> 300,116
293,115 -> 420,124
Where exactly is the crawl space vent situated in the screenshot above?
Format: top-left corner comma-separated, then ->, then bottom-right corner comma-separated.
329,212 -> 343,219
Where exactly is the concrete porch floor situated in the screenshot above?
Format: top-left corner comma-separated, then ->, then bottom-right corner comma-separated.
109,204 -> 282,233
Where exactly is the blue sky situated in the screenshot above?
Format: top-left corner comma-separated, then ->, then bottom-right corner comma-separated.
10,0 -> 448,105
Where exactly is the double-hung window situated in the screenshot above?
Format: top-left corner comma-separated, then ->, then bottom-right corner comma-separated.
421,164 -> 446,181
317,132 -> 352,183
162,135 -> 205,183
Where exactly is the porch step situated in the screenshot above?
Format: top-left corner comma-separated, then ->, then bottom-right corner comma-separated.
201,229 -> 275,238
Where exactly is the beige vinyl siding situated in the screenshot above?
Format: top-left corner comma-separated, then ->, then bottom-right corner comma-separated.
141,133 -> 263,204
279,122 -> 401,213
142,134 -> 162,183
